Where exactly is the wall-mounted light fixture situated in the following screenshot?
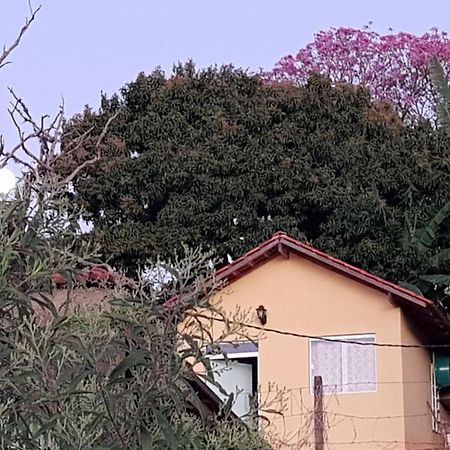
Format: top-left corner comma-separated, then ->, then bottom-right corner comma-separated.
256,305 -> 267,325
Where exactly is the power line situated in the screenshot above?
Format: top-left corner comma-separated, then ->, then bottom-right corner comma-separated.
330,411 -> 430,420
296,440 -> 446,447
280,410 -> 432,420
196,314 -> 450,349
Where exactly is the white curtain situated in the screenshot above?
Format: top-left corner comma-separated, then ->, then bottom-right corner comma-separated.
311,340 -> 343,393
346,338 -> 376,392
311,336 -> 376,393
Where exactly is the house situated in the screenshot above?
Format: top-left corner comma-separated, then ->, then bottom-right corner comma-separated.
186,232 -> 450,450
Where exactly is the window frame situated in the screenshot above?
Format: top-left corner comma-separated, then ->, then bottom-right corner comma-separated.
203,341 -> 260,420
207,351 -> 259,361
431,353 -> 441,433
309,333 -> 377,395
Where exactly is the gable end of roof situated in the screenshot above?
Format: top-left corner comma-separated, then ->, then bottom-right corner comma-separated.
215,232 -> 450,344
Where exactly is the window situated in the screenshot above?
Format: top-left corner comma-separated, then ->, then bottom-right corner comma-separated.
204,342 -> 258,419
310,334 -> 376,394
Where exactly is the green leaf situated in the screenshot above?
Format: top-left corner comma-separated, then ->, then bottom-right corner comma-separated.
198,360 -> 228,397
109,349 -> 149,382
153,409 -> 178,449
31,419 -> 57,439
413,200 -> 450,251
419,274 -> 450,286
55,269 -> 75,291
4,286 -> 31,308
30,293 -> 58,318
140,430 -> 154,450
398,281 -> 423,296
67,368 -> 92,392
432,248 -> 450,267
219,392 -> 235,418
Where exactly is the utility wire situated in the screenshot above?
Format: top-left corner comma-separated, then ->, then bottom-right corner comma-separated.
281,410 -> 432,420
196,314 -> 450,349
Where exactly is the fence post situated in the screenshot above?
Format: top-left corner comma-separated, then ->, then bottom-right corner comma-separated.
314,375 -> 324,450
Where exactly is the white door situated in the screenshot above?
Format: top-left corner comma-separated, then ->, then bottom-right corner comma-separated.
208,359 -> 254,418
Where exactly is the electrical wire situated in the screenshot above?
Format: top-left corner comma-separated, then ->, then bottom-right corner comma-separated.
278,410 -> 431,420
196,314 -> 450,349
193,316 -> 450,448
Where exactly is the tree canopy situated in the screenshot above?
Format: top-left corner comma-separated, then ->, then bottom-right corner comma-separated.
58,63 -> 450,290
266,27 -> 450,124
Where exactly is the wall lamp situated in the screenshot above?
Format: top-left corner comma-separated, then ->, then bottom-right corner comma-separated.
256,305 -> 267,325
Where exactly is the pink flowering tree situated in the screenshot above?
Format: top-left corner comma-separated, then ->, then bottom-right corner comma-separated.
267,27 -> 450,124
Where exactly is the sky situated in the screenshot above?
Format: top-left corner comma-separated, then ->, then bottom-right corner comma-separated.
1,0 -> 450,176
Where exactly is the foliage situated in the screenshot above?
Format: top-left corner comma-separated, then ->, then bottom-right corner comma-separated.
139,414 -> 270,450
0,179 -> 270,450
400,199 -> 450,305
56,64 -> 450,289
0,181 -> 97,331
406,200 -> 450,254
401,60 -> 450,305
266,27 -> 450,124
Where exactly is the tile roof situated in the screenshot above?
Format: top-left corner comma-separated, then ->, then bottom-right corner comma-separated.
215,232 -> 450,345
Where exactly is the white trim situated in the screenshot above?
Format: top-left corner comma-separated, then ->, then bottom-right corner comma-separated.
309,333 -> 377,395
204,343 -> 259,421
431,353 -> 440,433
257,347 -> 261,429
207,351 -> 259,360
310,333 -> 377,341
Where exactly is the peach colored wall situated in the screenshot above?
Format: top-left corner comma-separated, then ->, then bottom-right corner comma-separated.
206,254 -> 435,450
34,288 -> 112,322
400,315 -> 448,449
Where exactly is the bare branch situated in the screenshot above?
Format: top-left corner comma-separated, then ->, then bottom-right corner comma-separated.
62,126 -> 95,158
95,109 -> 121,149
0,0 -> 120,189
0,132 -> 40,169
57,109 -> 121,186
8,88 -> 41,132
7,103 -> 46,168
0,4 -> 41,69
1,88 -> 63,177
57,155 -> 101,186
2,74 -> 121,193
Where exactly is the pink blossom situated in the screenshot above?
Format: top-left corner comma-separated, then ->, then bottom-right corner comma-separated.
265,27 -> 450,123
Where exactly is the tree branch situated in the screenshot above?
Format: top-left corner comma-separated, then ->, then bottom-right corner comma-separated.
56,109 -> 121,186
0,4 -> 41,69
1,89 -> 121,190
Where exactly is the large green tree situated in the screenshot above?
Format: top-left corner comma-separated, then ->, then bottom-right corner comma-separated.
58,63 -> 450,286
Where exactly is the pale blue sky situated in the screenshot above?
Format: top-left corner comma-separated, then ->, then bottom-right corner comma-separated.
1,0 -> 450,175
